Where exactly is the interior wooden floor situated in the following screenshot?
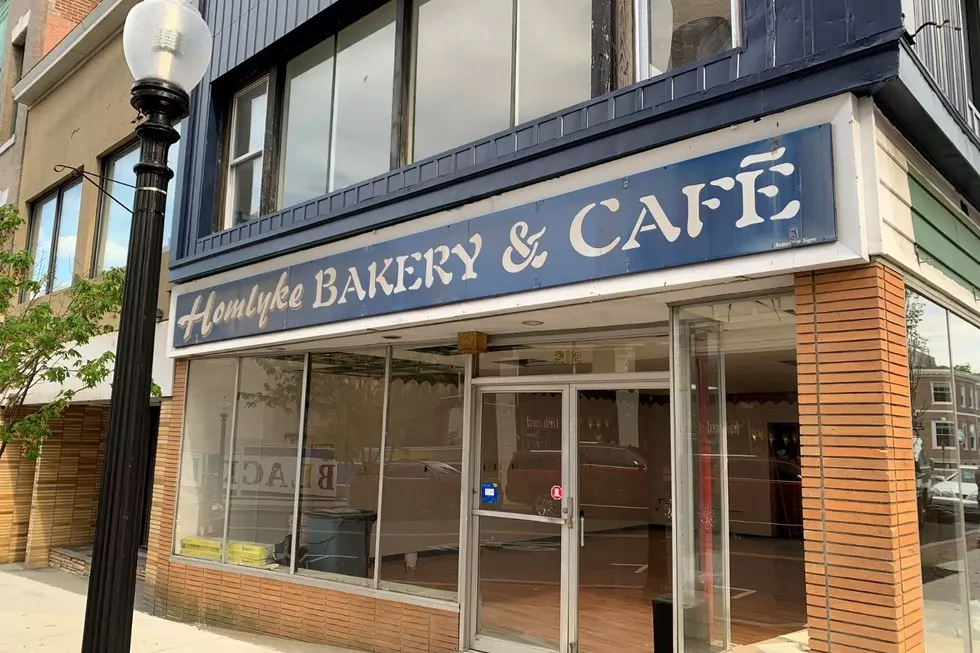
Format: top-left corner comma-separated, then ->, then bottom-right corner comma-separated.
379,525 -> 806,653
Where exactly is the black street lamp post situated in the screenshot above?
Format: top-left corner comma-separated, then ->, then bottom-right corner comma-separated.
81,1 -> 211,651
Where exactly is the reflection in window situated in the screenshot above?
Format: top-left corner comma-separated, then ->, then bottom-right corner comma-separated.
279,39 -> 335,209
278,4 -> 396,209
907,291 -> 974,648
297,350 -> 386,581
411,0 -> 591,161
225,356 -> 305,572
674,295 -> 804,648
377,349 -> 465,596
645,0 -> 734,79
28,179 -> 83,296
97,124 -> 182,271
173,358 -> 238,558
933,421 -> 956,449
933,381 -> 952,403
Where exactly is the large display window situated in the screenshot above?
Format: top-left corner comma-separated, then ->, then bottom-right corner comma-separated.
672,296 -> 805,650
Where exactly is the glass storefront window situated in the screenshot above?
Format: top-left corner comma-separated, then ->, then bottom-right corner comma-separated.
910,291 -> 980,648
673,296 -> 804,649
296,350 -> 387,582
225,355 -> 305,572
377,349 -> 466,596
478,336 -> 670,377
173,358 -> 239,557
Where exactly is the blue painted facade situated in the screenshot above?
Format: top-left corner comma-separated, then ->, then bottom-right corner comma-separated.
172,126 -> 836,347
168,0 -> 976,284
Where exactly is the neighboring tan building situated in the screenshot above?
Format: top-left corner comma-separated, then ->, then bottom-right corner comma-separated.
0,0 -> 179,572
0,0 -> 102,210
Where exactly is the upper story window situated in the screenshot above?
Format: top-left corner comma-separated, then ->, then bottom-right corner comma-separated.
96,125 -> 183,272
226,81 -> 268,228
279,3 -> 396,210
933,380 -> 953,403
639,0 -> 735,79
218,0 -> 737,227
410,0 -> 591,161
28,179 -> 82,295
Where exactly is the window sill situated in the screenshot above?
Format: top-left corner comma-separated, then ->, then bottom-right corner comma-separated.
0,134 -> 15,157
167,553 -> 460,612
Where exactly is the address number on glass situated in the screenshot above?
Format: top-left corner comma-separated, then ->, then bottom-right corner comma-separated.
554,349 -> 582,365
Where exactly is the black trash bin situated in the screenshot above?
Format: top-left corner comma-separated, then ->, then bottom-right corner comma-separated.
652,594 -> 709,650
304,507 -> 377,577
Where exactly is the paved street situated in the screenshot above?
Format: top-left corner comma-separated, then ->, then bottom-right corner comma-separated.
0,565 -> 340,652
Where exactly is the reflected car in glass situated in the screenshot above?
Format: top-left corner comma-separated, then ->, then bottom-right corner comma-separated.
928,466 -> 979,521
506,443 -> 650,517
348,460 -> 462,517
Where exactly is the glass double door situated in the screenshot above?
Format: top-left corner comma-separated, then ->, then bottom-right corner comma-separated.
471,383 -> 671,653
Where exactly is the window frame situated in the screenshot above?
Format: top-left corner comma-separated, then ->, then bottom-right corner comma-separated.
216,0 -> 738,232
932,419 -> 957,448
633,0 -> 742,83
932,380 -> 953,404
221,75 -> 274,231
27,177 -> 83,296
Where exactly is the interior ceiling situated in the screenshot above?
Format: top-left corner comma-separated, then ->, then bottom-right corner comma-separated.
222,278 -> 798,394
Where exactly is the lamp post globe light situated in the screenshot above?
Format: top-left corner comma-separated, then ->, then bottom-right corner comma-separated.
81,1 -> 211,651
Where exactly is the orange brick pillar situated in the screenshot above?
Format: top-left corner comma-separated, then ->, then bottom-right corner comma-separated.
796,263 -> 923,652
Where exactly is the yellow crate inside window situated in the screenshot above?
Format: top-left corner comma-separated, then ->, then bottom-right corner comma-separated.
180,536 -> 223,561
226,541 -> 274,567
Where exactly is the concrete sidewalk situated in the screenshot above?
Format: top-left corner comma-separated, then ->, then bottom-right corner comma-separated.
0,565 -> 342,652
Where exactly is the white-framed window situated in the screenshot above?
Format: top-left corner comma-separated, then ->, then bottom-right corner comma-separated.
224,78 -> 269,229
933,381 -> 953,403
970,424 -> 977,450
962,383 -> 967,407
933,420 -> 956,448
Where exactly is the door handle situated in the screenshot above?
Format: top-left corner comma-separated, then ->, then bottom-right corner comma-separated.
579,510 -> 585,547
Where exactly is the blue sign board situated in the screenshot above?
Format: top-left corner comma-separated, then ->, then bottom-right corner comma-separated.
173,125 -> 835,347
480,481 -> 500,504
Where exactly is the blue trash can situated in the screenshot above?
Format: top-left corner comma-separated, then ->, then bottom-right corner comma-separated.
304,507 -> 377,577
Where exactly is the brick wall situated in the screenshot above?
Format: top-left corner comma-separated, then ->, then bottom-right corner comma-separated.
0,440 -> 36,563
41,0 -> 99,57
144,360 -> 461,653
24,404 -> 108,569
796,262 -> 924,652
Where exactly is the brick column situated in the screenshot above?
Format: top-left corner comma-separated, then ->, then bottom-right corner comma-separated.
23,405 -> 108,569
143,359 -> 186,615
796,263 -> 923,652
0,440 -> 37,563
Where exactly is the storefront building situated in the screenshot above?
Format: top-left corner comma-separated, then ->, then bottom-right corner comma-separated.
147,0 -> 980,651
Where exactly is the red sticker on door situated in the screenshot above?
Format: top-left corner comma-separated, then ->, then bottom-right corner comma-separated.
550,485 -> 563,500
